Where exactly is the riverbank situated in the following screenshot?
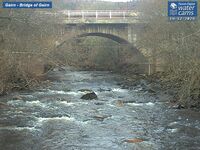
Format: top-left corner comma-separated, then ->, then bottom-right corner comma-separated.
117,71 -> 200,110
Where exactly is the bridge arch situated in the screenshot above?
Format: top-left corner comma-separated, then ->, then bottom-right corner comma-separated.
56,31 -> 149,73
77,32 -> 129,44
77,32 -> 147,61
57,31 -> 148,59
56,32 -> 148,62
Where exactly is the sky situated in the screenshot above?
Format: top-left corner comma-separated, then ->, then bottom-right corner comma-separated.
100,0 -> 130,2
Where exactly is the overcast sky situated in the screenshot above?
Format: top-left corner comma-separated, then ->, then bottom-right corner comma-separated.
100,0 -> 130,2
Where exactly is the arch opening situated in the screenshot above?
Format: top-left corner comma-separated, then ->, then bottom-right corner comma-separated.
77,32 -> 129,44
56,32 -> 148,64
56,32 -> 150,74
76,32 -> 148,62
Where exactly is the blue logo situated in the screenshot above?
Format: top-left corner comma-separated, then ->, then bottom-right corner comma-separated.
2,1 -> 52,9
168,1 -> 197,21
170,3 -> 178,9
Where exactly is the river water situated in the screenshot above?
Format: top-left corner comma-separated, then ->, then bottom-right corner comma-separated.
0,69 -> 200,150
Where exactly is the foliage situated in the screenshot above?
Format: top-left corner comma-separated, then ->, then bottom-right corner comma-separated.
0,1 -> 66,95
60,0 -> 129,10
136,0 -> 200,108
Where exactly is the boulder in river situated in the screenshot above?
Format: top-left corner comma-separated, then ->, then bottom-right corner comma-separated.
171,104 -> 185,109
116,100 -> 124,107
12,95 -> 22,100
81,91 -> 98,100
0,102 -> 10,109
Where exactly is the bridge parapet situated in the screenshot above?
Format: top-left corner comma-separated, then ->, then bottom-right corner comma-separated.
62,10 -> 141,24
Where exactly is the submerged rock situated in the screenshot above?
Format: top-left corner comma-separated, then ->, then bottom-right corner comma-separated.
98,88 -> 112,92
78,89 -> 93,93
171,104 -> 185,109
81,91 -> 98,100
94,102 -> 104,105
148,88 -> 156,94
92,115 -> 111,121
124,138 -> 144,143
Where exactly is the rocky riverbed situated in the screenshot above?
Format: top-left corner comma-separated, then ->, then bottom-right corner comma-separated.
0,68 -> 200,150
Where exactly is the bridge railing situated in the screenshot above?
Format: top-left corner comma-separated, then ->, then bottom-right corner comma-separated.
35,10 -> 142,24
62,10 -> 139,20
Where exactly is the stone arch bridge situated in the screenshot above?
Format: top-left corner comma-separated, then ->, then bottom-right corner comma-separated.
56,10 -> 157,74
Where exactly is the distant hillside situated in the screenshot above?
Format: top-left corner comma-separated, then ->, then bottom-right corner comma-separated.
54,0 -> 135,10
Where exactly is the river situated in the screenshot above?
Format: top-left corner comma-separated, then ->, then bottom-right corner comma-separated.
0,68 -> 200,150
